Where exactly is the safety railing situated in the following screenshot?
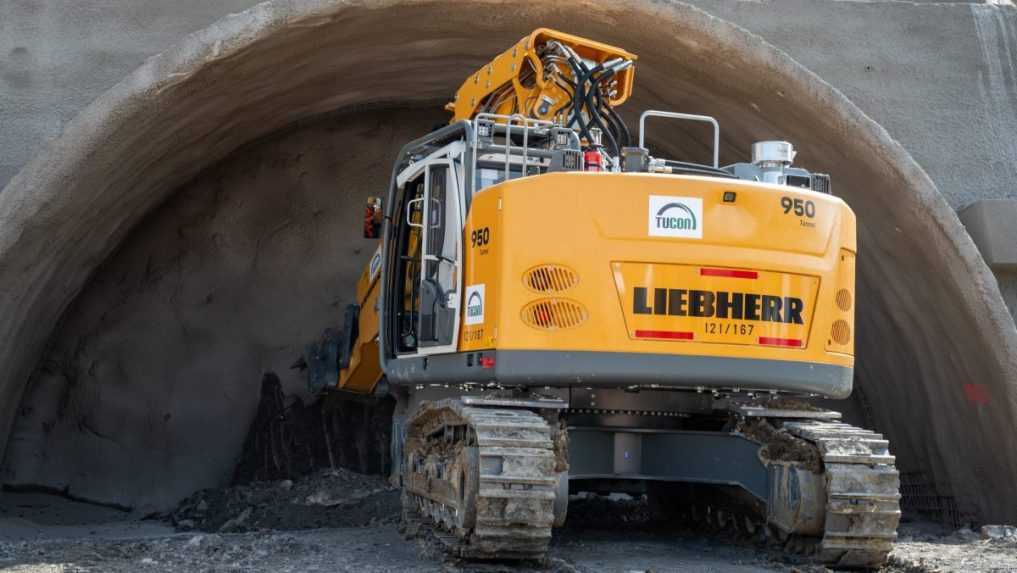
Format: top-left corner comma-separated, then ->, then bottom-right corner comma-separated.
472,113 -> 575,194
639,110 -> 721,168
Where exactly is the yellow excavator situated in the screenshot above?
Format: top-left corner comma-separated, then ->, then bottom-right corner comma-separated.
301,29 -> 900,567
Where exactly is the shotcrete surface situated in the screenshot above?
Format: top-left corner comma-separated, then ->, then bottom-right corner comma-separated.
5,0 -> 1017,209
0,0 -> 1015,524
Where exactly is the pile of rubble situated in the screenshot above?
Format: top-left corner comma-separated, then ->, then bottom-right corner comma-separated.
170,467 -> 400,533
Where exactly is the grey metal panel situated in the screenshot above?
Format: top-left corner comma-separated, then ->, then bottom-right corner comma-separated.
568,428 -> 769,501
386,349 -> 853,399
613,433 -> 643,475
570,387 -> 713,412
493,351 -> 852,398
642,432 -> 768,500
569,429 -> 615,476
386,352 -> 492,385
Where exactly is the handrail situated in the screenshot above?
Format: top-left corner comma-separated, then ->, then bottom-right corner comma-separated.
639,110 -> 720,168
472,113 -> 555,193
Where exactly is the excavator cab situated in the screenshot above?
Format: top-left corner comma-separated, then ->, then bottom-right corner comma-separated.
388,141 -> 465,355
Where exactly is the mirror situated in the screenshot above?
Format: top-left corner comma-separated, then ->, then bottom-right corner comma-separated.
363,196 -> 383,238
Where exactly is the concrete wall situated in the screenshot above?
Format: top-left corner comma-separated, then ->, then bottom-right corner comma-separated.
699,0 -> 1017,318
695,0 -> 1017,210
3,0 -> 1016,209
0,0 -> 260,188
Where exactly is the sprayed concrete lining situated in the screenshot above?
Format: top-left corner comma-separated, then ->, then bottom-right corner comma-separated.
0,0 -> 1015,519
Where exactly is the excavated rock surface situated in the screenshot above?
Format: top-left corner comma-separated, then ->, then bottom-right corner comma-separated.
2,107 -> 442,511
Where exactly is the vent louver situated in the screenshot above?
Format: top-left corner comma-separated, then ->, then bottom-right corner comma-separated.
831,319 -> 852,345
521,299 -> 588,330
523,264 -> 579,293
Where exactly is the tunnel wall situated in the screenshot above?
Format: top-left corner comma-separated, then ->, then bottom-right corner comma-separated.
0,0 -> 1015,520
2,108 -> 444,509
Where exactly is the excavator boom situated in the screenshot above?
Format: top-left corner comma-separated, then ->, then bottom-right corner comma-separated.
446,29 -> 636,133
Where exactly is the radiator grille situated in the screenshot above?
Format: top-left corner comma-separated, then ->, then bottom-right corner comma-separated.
521,299 -> 587,330
523,264 -> 579,293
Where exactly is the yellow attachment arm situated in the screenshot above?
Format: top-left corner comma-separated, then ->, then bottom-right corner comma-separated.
446,28 -> 637,123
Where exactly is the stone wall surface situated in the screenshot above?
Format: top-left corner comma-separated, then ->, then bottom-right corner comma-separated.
0,0 -> 1014,523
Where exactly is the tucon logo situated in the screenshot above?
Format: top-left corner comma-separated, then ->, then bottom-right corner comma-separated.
464,285 -> 485,325
648,195 -> 704,239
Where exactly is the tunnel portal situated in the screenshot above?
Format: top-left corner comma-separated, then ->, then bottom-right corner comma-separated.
0,0 -> 1015,523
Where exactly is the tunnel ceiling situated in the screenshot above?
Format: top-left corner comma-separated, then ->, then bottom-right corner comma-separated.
1,0 -> 1016,520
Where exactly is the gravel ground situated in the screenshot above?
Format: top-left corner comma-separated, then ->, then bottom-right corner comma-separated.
0,524 -> 790,573
885,523 -> 1017,572
3,473 -> 1016,573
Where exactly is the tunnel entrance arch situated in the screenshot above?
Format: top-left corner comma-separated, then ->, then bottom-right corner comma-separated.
0,0 -> 1014,521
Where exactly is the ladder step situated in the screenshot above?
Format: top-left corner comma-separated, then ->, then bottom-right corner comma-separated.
477,515 -> 555,528
829,492 -> 902,501
477,438 -> 553,449
472,526 -> 553,540
825,532 -> 898,541
479,488 -> 556,500
480,475 -> 558,486
824,454 -> 896,464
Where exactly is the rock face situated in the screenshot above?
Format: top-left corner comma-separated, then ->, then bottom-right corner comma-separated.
0,0 -> 1015,522
1,108 -> 442,511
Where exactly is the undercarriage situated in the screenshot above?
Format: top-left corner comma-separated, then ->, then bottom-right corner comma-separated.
396,388 -> 900,568
400,396 -> 566,559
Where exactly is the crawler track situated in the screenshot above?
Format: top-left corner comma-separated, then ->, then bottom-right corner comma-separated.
401,400 -> 559,560
668,416 -> 901,568
781,419 -> 901,568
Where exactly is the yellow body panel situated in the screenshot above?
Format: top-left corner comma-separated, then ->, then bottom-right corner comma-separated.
339,246 -> 383,393
458,172 -> 855,369
446,28 -> 636,123
460,188 -> 504,350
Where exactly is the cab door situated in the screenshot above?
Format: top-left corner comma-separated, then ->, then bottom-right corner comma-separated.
417,161 -> 463,353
